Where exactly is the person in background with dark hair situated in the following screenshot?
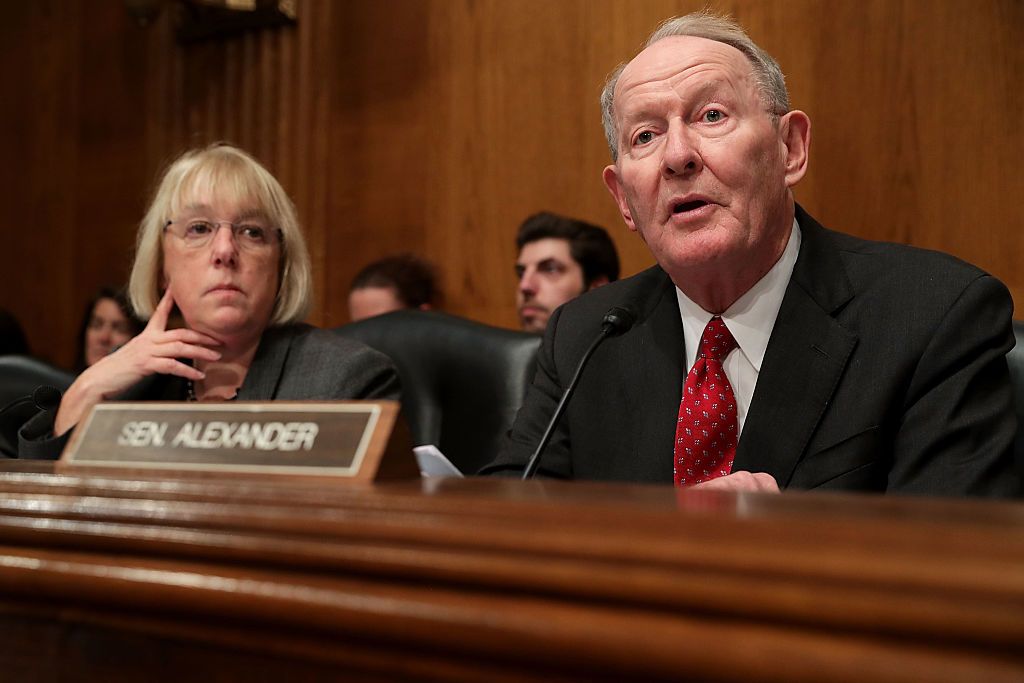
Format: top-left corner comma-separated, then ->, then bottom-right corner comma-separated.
348,254 -> 441,322
75,287 -> 145,371
0,309 -> 30,356
515,212 -> 620,334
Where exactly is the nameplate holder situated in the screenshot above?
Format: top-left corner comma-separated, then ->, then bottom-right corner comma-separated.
56,401 -> 417,483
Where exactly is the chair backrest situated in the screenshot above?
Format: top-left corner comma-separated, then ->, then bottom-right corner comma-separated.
335,311 -> 541,475
1005,321 -> 1024,490
0,355 -> 76,457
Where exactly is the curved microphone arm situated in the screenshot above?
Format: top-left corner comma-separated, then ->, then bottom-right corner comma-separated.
521,306 -> 636,480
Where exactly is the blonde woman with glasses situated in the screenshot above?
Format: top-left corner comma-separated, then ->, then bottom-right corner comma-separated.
19,144 -> 399,459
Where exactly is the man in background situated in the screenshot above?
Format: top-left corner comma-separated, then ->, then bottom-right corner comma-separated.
0,309 -> 30,356
348,254 -> 441,322
515,212 -> 620,334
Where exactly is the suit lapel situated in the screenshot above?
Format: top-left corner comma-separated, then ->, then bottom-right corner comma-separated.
734,208 -> 858,486
237,326 -> 293,400
623,270 -> 686,479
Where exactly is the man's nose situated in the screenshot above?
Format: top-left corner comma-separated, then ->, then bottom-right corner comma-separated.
661,120 -> 703,178
519,270 -> 537,295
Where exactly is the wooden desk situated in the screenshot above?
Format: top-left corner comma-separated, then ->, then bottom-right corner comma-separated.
0,468 -> 1020,682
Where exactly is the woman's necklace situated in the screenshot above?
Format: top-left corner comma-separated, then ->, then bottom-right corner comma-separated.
186,379 -> 238,402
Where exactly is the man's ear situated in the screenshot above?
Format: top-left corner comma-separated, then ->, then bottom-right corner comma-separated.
603,164 -> 638,233
779,110 -> 811,187
586,275 -> 610,292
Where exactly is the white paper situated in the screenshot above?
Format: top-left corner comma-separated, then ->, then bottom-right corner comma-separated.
413,444 -> 464,478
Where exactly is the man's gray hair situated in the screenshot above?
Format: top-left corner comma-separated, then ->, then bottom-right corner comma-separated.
600,11 -> 791,162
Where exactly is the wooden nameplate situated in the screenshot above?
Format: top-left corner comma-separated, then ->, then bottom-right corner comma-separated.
56,400 -> 417,483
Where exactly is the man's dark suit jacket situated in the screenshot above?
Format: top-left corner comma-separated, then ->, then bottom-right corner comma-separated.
485,207 -> 1020,497
18,324 -> 400,460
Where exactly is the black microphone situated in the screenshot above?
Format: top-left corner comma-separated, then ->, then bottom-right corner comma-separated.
0,386 -> 63,416
522,305 -> 637,479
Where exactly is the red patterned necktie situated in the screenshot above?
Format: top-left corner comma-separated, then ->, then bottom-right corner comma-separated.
674,316 -> 739,487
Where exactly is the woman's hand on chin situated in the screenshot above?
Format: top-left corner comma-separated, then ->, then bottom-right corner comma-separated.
54,288 -> 222,435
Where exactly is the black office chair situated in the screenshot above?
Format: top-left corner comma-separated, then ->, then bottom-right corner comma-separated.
1005,321 -> 1024,491
335,310 -> 541,475
0,355 -> 75,458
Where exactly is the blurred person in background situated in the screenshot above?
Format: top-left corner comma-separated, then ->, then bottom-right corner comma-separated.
0,309 -> 30,356
515,212 -> 619,334
348,253 -> 441,322
75,287 -> 145,371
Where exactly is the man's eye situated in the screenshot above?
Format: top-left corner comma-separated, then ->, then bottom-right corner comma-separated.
634,131 -> 654,146
539,263 -> 565,274
703,109 -> 724,123
186,221 -> 213,236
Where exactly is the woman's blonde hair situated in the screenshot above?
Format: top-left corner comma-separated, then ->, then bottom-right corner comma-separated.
128,143 -> 312,325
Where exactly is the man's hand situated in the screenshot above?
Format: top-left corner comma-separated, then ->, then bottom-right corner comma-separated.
690,470 -> 780,492
54,288 -> 222,435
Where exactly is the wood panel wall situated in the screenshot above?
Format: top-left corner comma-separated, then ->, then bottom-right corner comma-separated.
1,0 -> 1021,368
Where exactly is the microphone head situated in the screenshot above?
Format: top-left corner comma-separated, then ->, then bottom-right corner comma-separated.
601,305 -> 637,337
32,386 -> 62,413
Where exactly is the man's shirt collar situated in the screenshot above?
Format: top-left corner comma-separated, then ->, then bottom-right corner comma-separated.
676,217 -> 801,371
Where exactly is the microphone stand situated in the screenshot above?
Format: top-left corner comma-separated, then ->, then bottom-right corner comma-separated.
522,306 -> 635,480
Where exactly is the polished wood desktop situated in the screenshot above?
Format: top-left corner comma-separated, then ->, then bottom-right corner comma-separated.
0,463 -> 1020,682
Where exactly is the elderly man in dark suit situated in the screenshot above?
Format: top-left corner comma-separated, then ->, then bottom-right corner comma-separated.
484,12 -> 1019,496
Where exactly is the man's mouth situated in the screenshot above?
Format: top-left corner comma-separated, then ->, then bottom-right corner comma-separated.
672,199 -> 711,215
